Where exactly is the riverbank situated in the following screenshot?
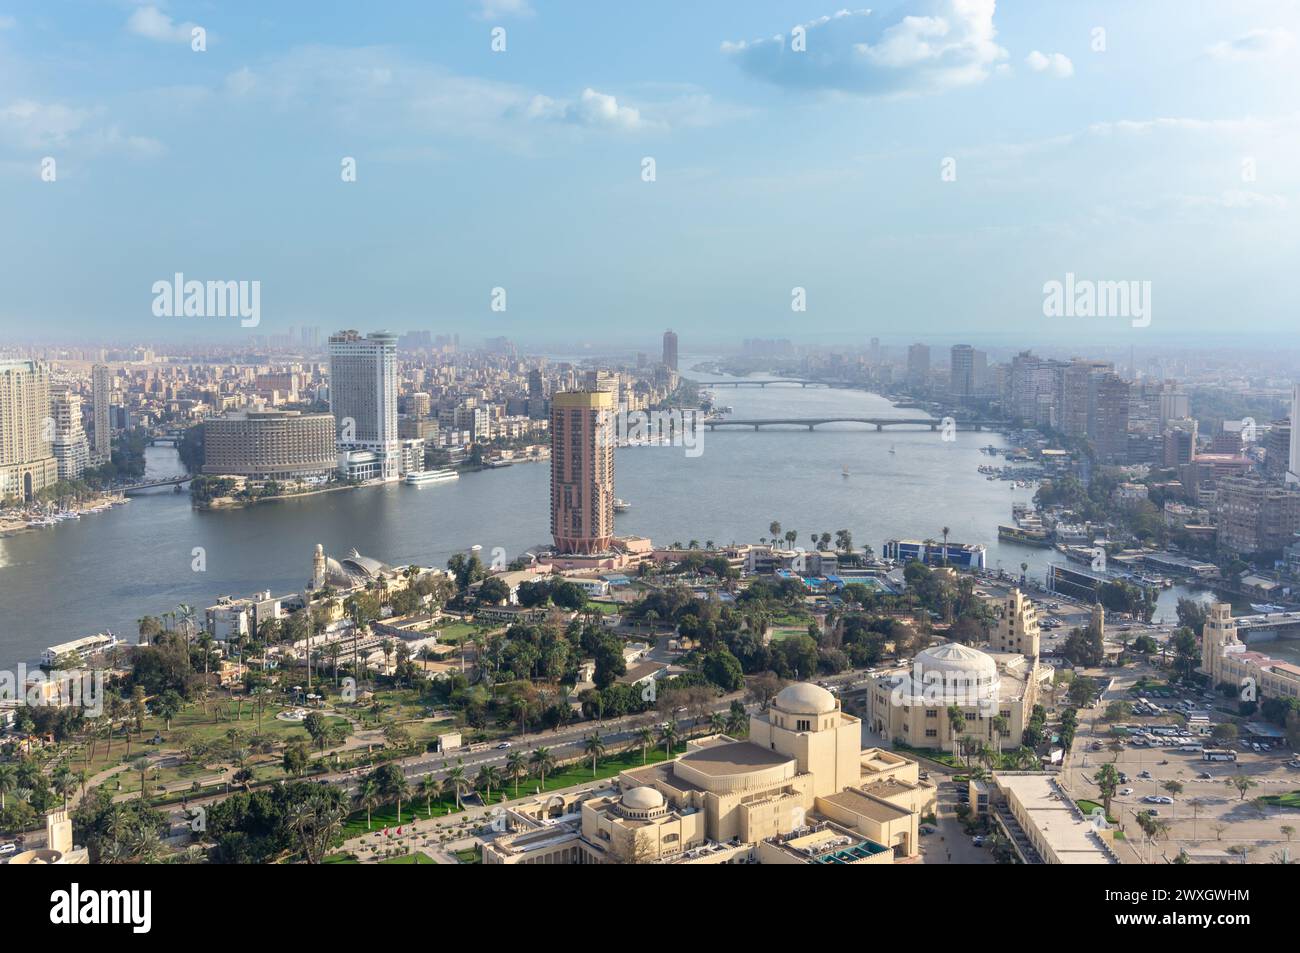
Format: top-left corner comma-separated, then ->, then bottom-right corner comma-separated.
0,493 -> 129,538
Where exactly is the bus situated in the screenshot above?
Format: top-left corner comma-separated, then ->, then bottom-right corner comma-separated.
1203,748 -> 1237,762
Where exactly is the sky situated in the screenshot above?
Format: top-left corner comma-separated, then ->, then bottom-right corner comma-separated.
1,0 -> 1298,349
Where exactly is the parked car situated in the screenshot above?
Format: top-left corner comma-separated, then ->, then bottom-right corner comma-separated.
1143,795 -> 1174,804
1119,787 -> 1134,796
495,742 -> 512,750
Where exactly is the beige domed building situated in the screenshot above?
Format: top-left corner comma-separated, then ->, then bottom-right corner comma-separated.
867,641 -> 1053,753
564,682 -> 933,864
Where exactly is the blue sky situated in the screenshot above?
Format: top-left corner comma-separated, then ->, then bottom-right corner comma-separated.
1,0 -> 1298,348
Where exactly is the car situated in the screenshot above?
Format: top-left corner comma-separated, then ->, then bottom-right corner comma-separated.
1119,787 -> 1134,796
1118,773 -> 1129,783
1137,771 -> 1152,779
0,843 -> 15,855
1143,795 -> 1174,804
495,742 -> 512,750
1199,771 -> 1214,779
972,835 -> 986,847
920,824 -> 937,835
1140,807 -> 1160,816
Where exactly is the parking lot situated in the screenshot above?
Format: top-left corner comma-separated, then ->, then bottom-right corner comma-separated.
1064,670 -> 1300,862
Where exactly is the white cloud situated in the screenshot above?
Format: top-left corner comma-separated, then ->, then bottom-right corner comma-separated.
127,5 -> 199,44
475,0 -> 534,19
1025,50 -> 1073,78
1207,27 -> 1296,61
0,99 -> 162,157
218,47 -> 690,143
524,88 -> 651,130
0,100 -> 90,149
723,2 -> 1008,97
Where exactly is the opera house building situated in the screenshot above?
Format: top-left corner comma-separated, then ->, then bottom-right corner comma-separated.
483,682 -> 936,864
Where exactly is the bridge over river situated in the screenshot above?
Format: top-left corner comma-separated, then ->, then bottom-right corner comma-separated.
703,417 -> 1000,432
122,476 -> 192,495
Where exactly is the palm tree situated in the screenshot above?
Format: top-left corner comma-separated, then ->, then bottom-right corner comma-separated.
52,765 -> 76,808
130,756 -> 151,801
445,760 -> 470,810
355,778 -> 381,830
583,732 -> 607,776
384,771 -> 410,825
709,712 -> 727,735
476,764 -> 502,803
946,705 -> 964,757
635,727 -> 655,764
419,774 -> 442,818
659,723 -> 680,760
505,751 -> 528,797
941,526 -> 951,564
726,708 -> 748,737
528,747 -> 556,789
991,714 -> 1009,756
0,763 -> 17,810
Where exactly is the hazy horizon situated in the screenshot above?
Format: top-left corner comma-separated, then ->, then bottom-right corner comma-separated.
2,1 -> 1298,346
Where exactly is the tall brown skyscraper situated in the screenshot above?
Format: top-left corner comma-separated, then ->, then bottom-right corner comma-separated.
550,389 -> 615,555
662,329 -> 678,371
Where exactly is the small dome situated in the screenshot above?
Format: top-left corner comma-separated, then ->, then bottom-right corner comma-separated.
774,682 -> 837,716
621,786 -> 665,811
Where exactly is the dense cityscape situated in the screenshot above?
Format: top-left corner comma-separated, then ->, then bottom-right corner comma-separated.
0,0 -> 1291,929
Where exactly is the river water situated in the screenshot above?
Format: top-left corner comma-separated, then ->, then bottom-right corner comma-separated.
0,364 -> 1220,665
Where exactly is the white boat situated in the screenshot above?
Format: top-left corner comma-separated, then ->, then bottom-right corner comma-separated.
888,444 -> 896,454
613,498 -> 630,513
404,468 -> 460,486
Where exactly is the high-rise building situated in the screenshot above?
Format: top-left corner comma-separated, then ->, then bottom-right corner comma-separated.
1092,373 -> 1131,464
1289,384 -> 1300,484
0,359 -> 59,500
49,384 -> 89,481
328,330 -> 400,481
949,345 -> 975,400
1265,420 -> 1291,480
1059,359 -> 1112,438
550,389 -> 615,555
1216,475 -> 1300,555
662,330 -> 678,371
91,364 -> 112,462
906,343 -> 930,387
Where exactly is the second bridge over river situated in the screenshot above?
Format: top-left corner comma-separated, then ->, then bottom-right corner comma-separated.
702,417 -> 1000,431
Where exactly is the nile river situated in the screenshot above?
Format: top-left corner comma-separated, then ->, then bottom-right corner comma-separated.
0,366 -> 1217,665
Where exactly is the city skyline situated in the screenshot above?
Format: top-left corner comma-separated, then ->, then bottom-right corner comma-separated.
1,2 -> 1298,344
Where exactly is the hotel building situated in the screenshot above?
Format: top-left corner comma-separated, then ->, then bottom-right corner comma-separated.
328,330 -> 400,481
550,389 -> 615,555
202,409 -> 337,482
0,359 -> 59,501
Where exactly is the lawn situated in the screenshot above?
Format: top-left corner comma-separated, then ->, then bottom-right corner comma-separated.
340,741 -> 689,840
1075,800 -> 1118,824
1259,791 -> 1300,809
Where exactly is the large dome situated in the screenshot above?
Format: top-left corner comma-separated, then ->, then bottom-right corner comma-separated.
774,682 -> 837,716
917,642 -> 998,681
621,786 -> 665,811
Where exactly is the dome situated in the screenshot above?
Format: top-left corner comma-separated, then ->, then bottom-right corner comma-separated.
621,786 -> 665,811
917,642 -> 998,680
774,682 -> 837,716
